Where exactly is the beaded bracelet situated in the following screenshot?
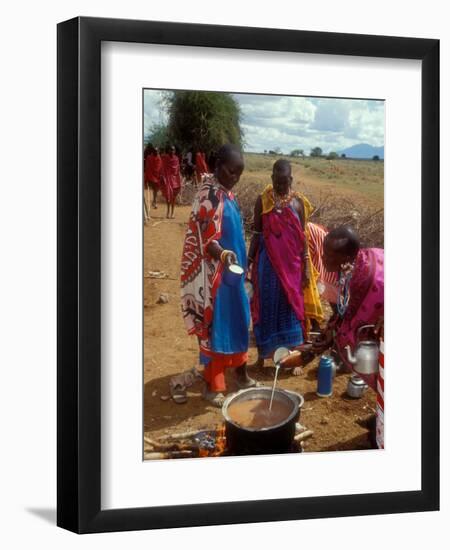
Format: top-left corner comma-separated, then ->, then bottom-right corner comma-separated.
220,249 -> 232,263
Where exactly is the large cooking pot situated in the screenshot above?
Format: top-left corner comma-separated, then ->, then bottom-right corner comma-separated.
222,387 -> 304,455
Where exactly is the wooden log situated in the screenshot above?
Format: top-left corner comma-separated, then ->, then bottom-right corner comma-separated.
144,450 -> 195,460
144,437 -> 198,453
143,452 -> 166,460
157,430 -> 204,441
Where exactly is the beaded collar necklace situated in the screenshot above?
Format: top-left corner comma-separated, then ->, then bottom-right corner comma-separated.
273,189 -> 294,211
337,261 -> 355,317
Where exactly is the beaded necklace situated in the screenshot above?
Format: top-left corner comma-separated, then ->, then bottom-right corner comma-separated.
273,189 -> 294,211
337,261 -> 355,317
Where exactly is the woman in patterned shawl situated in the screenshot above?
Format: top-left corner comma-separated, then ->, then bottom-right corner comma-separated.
180,144 -> 254,407
248,159 -> 323,372
312,226 -> 384,390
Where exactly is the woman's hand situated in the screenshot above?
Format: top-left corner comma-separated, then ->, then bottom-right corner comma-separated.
223,250 -> 238,266
374,315 -> 384,338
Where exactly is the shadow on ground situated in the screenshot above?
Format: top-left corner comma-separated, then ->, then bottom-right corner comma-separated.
25,508 -> 56,525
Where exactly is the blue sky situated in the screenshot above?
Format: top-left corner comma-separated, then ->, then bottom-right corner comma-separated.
143,89 -> 384,154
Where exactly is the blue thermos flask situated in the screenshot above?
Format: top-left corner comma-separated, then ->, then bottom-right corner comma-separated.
317,355 -> 334,397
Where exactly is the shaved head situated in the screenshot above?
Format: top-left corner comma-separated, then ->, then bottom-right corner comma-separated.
273,159 -> 292,175
325,226 -> 360,257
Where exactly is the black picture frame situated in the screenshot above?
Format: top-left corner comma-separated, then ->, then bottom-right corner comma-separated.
57,16 -> 439,534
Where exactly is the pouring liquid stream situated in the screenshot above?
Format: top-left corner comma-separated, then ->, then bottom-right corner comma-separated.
269,364 -> 281,411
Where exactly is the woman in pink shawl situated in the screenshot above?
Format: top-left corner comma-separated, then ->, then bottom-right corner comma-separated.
248,159 -> 311,370
313,226 -> 384,391
161,145 -> 182,219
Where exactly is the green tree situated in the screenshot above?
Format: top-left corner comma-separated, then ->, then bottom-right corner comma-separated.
290,149 -> 304,157
146,124 -> 172,150
166,91 -> 243,153
310,147 -> 323,157
373,154 -> 380,161
341,153 -> 346,158
326,151 -> 338,160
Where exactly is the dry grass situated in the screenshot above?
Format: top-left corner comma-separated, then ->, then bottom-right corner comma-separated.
178,153 -> 384,248
234,153 -> 384,248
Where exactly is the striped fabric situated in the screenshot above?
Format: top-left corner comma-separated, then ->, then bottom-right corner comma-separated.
376,338 -> 385,449
307,222 -> 337,285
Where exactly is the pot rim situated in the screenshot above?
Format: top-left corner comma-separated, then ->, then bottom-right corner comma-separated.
222,387 -> 304,433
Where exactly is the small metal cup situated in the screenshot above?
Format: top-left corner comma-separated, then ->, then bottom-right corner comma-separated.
222,263 -> 244,286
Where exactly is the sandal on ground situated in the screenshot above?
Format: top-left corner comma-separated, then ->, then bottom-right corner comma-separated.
168,371 -> 196,404
190,366 -> 204,381
169,380 -> 187,404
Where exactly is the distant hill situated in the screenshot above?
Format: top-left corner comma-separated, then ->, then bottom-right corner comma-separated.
338,143 -> 384,159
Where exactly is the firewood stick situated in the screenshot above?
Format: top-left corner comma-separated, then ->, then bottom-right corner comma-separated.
294,429 -> 314,442
144,436 -> 159,447
157,430 -> 203,441
144,438 -> 198,453
144,452 -> 166,460
144,450 -> 194,460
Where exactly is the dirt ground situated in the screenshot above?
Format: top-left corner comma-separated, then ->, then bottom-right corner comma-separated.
144,202 -> 377,454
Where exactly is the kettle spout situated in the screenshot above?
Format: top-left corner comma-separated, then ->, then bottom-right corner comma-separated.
345,345 -> 357,365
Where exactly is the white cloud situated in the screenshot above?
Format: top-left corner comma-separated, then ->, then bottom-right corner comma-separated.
311,99 -> 350,132
142,89 -> 384,154
143,90 -> 168,139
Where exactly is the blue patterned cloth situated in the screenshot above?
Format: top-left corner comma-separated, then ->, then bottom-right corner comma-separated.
253,237 -> 303,358
208,196 -> 250,355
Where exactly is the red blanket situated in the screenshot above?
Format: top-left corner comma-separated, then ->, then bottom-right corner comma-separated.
161,154 -> 182,201
145,154 -> 162,185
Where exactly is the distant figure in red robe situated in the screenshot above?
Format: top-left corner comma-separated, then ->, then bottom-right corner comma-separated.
161,145 -> 182,219
144,146 -> 162,209
195,151 -> 209,186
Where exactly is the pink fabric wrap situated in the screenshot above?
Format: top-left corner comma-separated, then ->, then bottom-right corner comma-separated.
262,206 -> 305,323
335,248 -> 384,390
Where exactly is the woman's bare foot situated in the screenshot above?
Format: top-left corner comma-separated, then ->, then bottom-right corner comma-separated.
202,385 -> 225,408
291,366 -> 303,376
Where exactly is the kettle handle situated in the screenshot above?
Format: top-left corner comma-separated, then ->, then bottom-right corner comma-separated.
356,324 -> 376,341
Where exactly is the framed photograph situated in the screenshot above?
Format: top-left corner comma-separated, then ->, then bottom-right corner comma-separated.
57,17 -> 439,533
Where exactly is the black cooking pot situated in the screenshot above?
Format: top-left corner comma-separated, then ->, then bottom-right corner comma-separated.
222,387 -> 304,455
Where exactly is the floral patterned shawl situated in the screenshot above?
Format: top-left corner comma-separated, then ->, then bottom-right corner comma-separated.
180,176 -> 231,352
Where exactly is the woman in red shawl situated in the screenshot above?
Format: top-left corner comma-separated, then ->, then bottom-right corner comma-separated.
161,145 -> 182,219
144,146 -> 162,209
195,150 -> 209,186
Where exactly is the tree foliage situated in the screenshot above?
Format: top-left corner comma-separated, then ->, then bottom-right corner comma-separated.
166,91 -> 243,153
326,151 -> 338,160
310,147 -> 323,157
290,149 -> 304,157
147,124 -> 172,150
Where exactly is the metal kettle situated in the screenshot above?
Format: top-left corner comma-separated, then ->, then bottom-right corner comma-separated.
345,324 -> 380,376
